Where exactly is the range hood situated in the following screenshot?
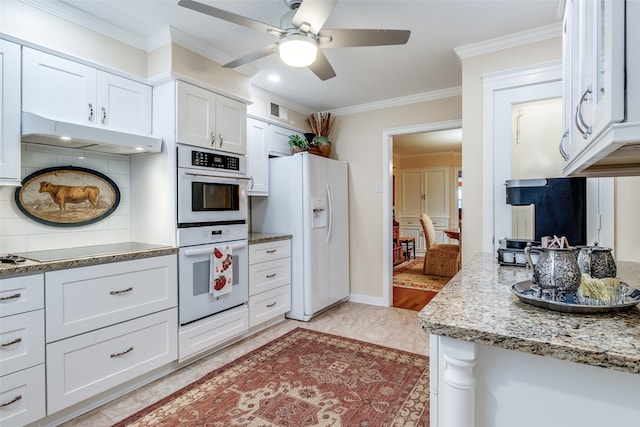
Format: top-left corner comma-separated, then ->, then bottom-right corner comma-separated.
21,112 -> 162,155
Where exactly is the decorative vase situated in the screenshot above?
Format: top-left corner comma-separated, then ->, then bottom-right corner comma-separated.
303,133 -> 316,145
313,136 -> 332,157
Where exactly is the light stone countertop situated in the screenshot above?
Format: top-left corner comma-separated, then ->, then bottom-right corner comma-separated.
419,252 -> 640,375
248,232 -> 292,245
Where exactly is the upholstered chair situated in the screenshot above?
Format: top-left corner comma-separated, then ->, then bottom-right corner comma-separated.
420,213 -> 460,277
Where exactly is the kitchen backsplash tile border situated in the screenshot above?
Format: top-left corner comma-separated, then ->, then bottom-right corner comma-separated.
0,143 -> 134,254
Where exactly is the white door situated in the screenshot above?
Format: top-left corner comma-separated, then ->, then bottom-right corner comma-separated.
0,40 -> 21,184
327,159 -> 349,304
424,167 -> 450,218
246,118 -> 269,196
176,81 -> 216,148
22,47 -> 96,125
400,169 -> 423,218
303,154 -> 331,316
215,95 -> 246,155
97,72 -> 151,135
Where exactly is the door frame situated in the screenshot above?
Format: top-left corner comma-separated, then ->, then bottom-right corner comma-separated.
381,119 -> 462,307
481,60 -> 563,253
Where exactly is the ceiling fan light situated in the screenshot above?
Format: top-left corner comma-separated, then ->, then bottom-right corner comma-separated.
279,34 -> 318,67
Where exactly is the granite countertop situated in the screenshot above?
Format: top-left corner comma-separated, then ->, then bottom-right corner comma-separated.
419,252 -> 640,375
248,232 -> 292,245
0,242 -> 178,276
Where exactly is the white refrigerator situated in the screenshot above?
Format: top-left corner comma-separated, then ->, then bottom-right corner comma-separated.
251,153 -> 349,321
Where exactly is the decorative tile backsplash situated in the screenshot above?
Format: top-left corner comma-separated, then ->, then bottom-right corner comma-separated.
0,143 -> 133,254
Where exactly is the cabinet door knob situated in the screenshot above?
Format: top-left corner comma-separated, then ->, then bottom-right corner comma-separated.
88,103 -> 94,122
575,85 -> 593,139
101,106 -> 107,125
559,130 -> 569,160
219,133 -> 223,148
210,132 -> 215,146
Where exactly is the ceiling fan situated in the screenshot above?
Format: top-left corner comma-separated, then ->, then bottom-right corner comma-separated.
177,0 -> 411,80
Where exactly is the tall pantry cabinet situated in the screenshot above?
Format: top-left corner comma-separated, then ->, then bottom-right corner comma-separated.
397,167 -> 451,254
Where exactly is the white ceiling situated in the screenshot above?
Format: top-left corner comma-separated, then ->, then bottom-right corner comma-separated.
394,128 -> 462,156
25,0 -> 562,113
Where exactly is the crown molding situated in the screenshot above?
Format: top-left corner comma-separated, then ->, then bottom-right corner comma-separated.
20,0 -> 148,49
329,86 -> 462,116
454,22 -> 562,60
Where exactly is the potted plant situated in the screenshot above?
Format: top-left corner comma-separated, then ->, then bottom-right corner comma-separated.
288,134 -> 308,154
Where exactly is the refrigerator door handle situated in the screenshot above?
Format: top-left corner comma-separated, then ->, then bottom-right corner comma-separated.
326,182 -> 334,243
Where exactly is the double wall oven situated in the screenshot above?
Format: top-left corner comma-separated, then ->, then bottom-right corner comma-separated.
176,144 -> 249,328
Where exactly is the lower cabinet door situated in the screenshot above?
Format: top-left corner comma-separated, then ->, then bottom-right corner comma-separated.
0,364 -> 46,427
249,285 -> 291,328
46,308 -> 177,414
178,305 -> 249,362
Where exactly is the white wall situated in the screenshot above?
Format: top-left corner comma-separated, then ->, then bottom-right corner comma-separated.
0,144 -> 133,254
332,96 -> 462,299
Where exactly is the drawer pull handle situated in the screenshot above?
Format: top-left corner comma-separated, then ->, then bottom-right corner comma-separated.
110,347 -> 134,358
266,273 -> 277,278
110,287 -> 133,295
1,337 -> 22,348
0,293 -> 21,301
0,395 -> 22,408
266,302 -> 277,308
266,249 -> 277,253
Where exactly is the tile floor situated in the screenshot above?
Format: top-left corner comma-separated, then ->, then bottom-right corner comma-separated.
60,302 -> 429,426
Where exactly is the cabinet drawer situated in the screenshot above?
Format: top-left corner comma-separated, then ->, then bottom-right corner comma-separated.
249,285 -> 291,328
398,218 -> 420,227
430,218 -> 448,228
0,274 -> 44,318
46,308 -> 177,414
0,310 -> 44,376
178,305 -> 248,362
45,255 -> 177,342
249,258 -> 291,296
249,240 -> 291,264
0,364 -> 46,427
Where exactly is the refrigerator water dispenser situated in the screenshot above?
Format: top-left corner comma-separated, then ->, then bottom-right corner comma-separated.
311,198 -> 327,228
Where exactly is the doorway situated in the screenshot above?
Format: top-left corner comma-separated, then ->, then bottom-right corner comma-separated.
382,120 -> 462,307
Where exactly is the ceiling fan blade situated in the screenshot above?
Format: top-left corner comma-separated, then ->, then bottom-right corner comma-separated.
308,50 -> 336,81
318,29 -> 411,48
222,43 -> 279,68
178,0 -> 283,35
292,0 -> 338,34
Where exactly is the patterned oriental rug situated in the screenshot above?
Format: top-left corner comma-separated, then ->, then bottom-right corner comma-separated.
393,258 -> 451,291
114,328 -> 430,426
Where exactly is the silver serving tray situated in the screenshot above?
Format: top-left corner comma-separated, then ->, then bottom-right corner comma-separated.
510,280 -> 640,313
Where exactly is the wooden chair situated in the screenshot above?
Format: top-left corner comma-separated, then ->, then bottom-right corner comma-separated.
420,213 -> 460,277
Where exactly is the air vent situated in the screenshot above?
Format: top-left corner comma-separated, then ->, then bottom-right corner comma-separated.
269,102 -> 289,121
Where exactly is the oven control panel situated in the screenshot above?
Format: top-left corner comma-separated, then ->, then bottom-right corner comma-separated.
192,151 -> 239,171
177,223 -> 248,247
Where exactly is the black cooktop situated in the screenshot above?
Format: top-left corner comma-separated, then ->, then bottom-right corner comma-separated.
12,242 -> 167,262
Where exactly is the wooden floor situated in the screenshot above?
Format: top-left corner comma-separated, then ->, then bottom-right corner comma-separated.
392,286 -> 437,311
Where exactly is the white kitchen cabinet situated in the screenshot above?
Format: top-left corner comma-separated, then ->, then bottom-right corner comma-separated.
44,255 -> 178,414
398,216 -> 447,257
399,167 -> 450,219
176,80 -> 246,155
562,0 -> 640,176
45,255 -> 178,342
0,40 -> 21,185
269,124 -> 303,156
47,308 -> 177,414
246,117 -> 269,196
0,273 -> 45,427
22,47 -> 152,136
248,240 -> 291,328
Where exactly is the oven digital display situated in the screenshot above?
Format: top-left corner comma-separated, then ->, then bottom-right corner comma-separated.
191,151 -> 239,171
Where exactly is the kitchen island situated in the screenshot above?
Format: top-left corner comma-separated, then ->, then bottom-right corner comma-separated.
419,253 -> 640,427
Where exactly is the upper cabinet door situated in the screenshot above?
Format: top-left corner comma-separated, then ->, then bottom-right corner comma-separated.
96,71 -> 152,135
399,169 -> 423,218
0,40 -> 21,184
246,118 -> 269,196
22,47 -> 97,125
215,95 -> 246,155
176,81 -> 216,148
424,167 -> 450,219
176,81 -> 247,154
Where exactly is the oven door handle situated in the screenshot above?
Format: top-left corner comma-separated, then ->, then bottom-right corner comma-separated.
183,172 -> 251,181
183,242 -> 247,257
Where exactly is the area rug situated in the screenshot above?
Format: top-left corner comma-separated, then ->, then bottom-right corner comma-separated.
393,257 -> 450,292
114,328 -> 430,426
